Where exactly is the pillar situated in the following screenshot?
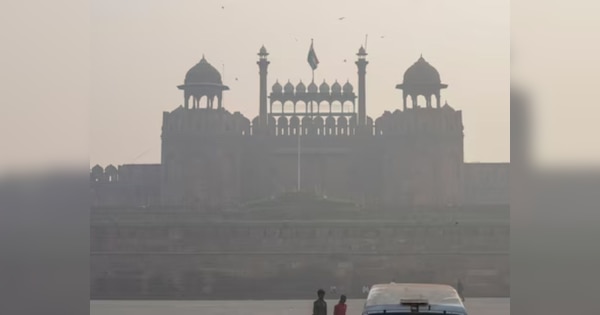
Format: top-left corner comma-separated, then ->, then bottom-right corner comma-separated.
356,46 -> 368,125
257,46 -> 270,128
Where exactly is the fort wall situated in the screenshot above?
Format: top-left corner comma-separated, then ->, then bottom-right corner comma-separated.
91,208 -> 509,299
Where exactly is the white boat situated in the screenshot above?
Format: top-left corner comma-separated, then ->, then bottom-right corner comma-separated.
362,283 -> 467,315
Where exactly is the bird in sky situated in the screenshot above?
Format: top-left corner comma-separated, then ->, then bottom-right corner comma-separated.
338,17 -> 345,20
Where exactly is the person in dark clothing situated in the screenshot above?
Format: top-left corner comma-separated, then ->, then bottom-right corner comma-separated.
456,279 -> 465,301
313,289 -> 327,315
334,294 -> 347,315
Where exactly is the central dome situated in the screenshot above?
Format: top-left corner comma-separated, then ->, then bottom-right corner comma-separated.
184,56 -> 223,85
402,55 -> 441,86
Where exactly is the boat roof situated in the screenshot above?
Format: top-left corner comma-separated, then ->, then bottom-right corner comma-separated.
365,283 -> 464,309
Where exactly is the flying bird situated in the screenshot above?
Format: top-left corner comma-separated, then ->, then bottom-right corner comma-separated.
338,17 -> 345,20
221,5 -> 225,9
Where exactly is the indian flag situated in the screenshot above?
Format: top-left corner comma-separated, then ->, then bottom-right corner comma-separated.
307,41 -> 319,70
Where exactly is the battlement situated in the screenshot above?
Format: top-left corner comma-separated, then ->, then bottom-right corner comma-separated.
161,105 -> 462,138
90,164 -> 161,207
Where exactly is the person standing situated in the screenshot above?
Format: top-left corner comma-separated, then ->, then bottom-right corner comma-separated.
334,295 -> 347,315
456,279 -> 465,302
313,289 -> 327,315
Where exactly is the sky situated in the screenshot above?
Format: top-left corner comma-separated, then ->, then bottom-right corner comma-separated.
89,0 -> 510,166
0,0 -> 510,173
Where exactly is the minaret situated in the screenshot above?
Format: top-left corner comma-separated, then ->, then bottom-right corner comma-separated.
257,45 -> 270,128
356,46 -> 368,126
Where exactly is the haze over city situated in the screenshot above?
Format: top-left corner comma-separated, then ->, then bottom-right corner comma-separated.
90,0 -> 509,167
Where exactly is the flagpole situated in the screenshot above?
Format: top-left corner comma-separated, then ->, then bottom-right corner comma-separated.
297,127 -> 301,192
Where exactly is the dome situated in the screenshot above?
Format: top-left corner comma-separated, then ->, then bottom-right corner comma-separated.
308,81 -> 318,93
272,80 -> 282,93
357,45 -> 367,56
402,55 -> 441,86
331,81 -> 342,95
284,81 -> 294,94
184,56 -> 223,85
258,45 -> 268,56
343,80 -> 354,93
296,81 -> 306,94
319,80 -> 330,94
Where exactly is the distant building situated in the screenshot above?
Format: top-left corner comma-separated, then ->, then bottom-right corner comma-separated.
92,46 -> 508,209
90,45 -> 510,299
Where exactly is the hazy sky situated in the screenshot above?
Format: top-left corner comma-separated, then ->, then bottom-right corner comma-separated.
5,0 -> 600,173
89,0 -> 510,167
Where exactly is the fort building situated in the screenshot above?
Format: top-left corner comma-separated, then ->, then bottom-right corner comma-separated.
90,45 -> 509,299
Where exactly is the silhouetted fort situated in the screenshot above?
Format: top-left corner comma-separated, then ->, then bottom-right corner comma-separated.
90,46 -> 509,299
91,46 -> 508,208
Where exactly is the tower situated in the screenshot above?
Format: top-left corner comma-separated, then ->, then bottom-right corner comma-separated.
257,45 -> 270,128
395,55 -> 447,109
379,56 -> 463,207
356,46 -> 368,126
177,55 -> 230,109
162,56 -> 249,208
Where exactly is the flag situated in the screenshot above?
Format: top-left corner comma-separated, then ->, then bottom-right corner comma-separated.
307,41 -> 319,70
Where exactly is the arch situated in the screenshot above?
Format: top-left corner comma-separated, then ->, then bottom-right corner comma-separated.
277,116 -> 288,136
337,116 -> 348,135
91,165 -> 104,182
343,101 -> 354,113
404,94 -> 415,109
375,117 -> 384,135
304,100 -> 316,115
302,116 -> 313,135
289,116 -> 300,135
271,101 -> 283,114
296,101 -> 308,114
184,93 -> 191,109
330,100 -> 342,113
349,116 -> 357,135
417,95 -> 427,108
268,116 -> 277,135
251,116 -> 260,134
105,165 -> 118,183
313,116 -> 324,135
283,100 -> 294,114
318,100 -> 329,114
325,116 -> 336,135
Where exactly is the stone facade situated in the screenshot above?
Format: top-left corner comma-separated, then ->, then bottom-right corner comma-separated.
91,164 -> 161,207
463,163 -> 509,205
90,45 -> 509,299
91,206 -> 509,299
92,46 -> 477,209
